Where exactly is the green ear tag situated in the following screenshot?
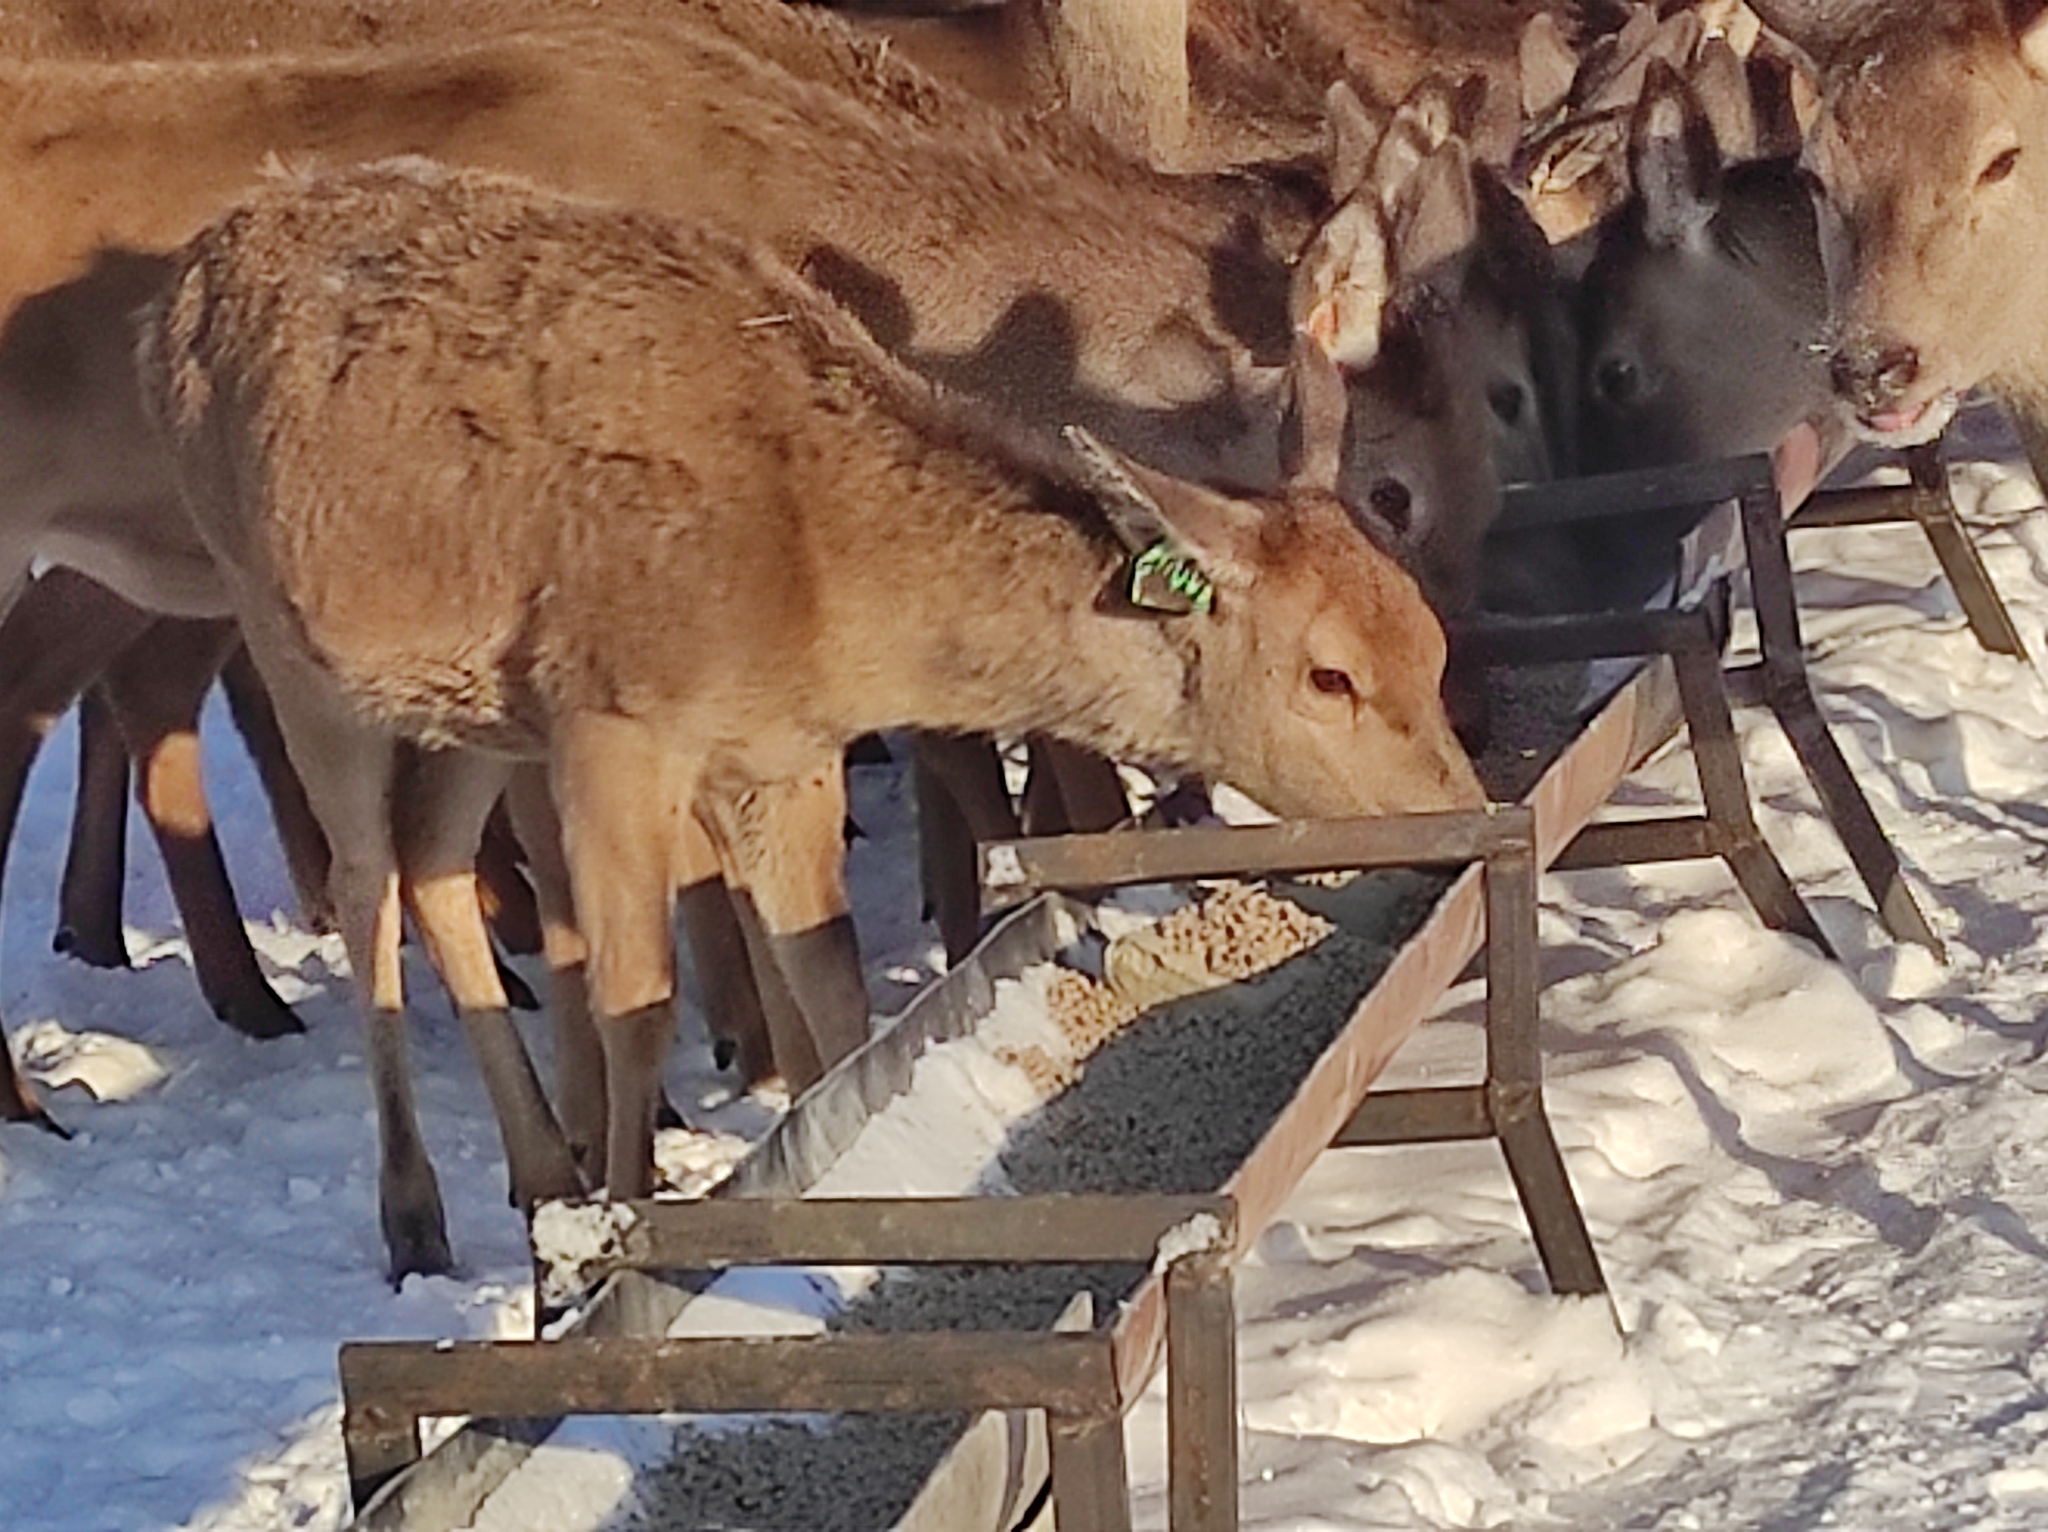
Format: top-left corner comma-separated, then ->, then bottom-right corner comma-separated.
1129,539 -> 1215,615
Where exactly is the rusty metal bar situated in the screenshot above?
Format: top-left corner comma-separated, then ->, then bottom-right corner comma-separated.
1900,442 -> 2029,660
1333,1085 -> 1492,1145
1166,1251 -> 1239,1532
559,1193 -> 1234,1286
1789,450 -> 2028,660
1484,831 -> 1606,1298
1669,628 -> 1835,954
1553,815 -> 1717,868
1050,1411 -> 1134,1532
1497,456 -> 1775,530
1737,479 -> 1944,955
341,1330 -> 1121,1507
1788,484 -> 1915,528
979,810 -> 1534,914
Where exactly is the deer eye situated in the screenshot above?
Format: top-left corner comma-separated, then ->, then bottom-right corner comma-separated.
1367,478 -> 1414,535
1310,666 -> 1358,699
1594,355 -> 1642,407
1487,380 -> 1527,428
1981,146 -> 2022,186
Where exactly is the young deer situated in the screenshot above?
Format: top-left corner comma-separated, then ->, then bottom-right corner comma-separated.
142,162 -> 1484,1278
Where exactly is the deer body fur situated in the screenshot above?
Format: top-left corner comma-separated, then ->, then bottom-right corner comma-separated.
143,162 -> 1482,1277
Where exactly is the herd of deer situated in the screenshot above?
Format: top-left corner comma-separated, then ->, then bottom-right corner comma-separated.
0,0 -> 2032,1284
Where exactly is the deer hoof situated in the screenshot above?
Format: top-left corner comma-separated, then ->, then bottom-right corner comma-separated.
212,990 -> 307,1040
384,1220 -> 457,1287
52,925 -> 131,970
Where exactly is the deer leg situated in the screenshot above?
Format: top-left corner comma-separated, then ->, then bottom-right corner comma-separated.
551,714 -> 689,1202
675,808 -> 781,1088
218,643 -> 334,933
54,687 -> 133,969
394,747 -> 583,1214
98,617 -> 302,1040
255,651 -> 448,1281
700,762 -> 869,1091
504,764 -> 608,1178
1,1028 -> 64,1135
1022,736 -> 1129,835
912,732 -> 1022,963
476,801 -> 543,957
0,574 -> 155,1111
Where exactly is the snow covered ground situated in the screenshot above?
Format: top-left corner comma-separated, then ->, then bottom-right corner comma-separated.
9,415 -> 2048,1530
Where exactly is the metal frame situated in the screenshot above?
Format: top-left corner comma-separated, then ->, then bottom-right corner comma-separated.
979,806 -> 1606,1303
1454,599 -> 1829,957
343,1193 -> 1238,1532
1790,440 -> 2028,661
1498,456 -> 1941,955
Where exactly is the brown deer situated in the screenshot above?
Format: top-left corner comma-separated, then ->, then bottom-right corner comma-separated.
141,161 -> 1484,1278
843,0 -> 1575,172
1746,0 -> 2048,473
0,16 -> 1538,1033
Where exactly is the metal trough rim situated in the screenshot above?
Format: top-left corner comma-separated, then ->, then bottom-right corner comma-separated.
347,636 -> 1685,1532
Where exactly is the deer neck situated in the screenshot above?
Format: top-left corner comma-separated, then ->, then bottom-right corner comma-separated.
818,477 -> 1208,768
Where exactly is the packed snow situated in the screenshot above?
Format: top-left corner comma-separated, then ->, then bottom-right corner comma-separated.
11,410 -> 2048,1529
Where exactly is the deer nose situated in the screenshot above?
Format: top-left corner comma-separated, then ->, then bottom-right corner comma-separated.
1829,341 -> 1920,411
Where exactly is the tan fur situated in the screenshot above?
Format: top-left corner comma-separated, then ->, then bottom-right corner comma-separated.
1778,0 -> 2048,449
142,163 -> 1484,1262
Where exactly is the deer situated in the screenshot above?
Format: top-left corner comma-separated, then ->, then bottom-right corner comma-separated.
139,159 -> 1485,1278
836,0 -> 1575,173
0,13 -> 1546,1079
1480,22 -> 1839,614
1727,0 -> 2048,485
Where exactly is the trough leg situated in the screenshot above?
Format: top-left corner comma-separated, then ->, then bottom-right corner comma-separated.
396,746 -> 584,1214
1669,629 -> 1834,956
1049,1411 -> 1133,1532
100,616 -> 306,1039
54,687 -> 132,969
1738,483 -> 1943,954
1166,1250 -> 1238,1532
1900,441 -> 2030,660
1483,834 -> 1607,1300
552,713 -> 689,1202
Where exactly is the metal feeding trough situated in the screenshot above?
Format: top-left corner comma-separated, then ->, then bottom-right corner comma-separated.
339,452 -> 1959,1532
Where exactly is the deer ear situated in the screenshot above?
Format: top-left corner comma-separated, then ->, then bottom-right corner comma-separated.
1279,333 -> 1348,492
1325,81 -> 1380,207
1374,77 -> 1459,208
1062,427 -> 1256,609
1290,199 -> 1390,370
1064,423 -> 1253,610
2013,0 -> 2048,77
1691,37 -> 1757,161
1631,58 -> 1722,247
1391,139 -> 1479,283
1746,44 -> 1808,159
1519,11 -> 1577,121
